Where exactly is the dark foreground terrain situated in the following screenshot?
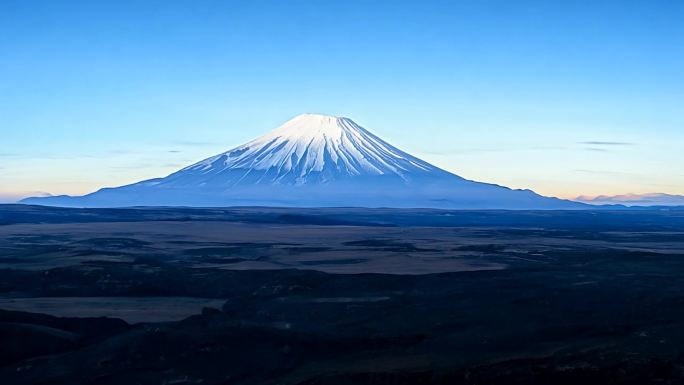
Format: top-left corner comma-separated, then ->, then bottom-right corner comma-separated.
2,205 -> 684,384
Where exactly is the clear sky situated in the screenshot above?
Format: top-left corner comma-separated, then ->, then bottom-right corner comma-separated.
1,0 -> 683,203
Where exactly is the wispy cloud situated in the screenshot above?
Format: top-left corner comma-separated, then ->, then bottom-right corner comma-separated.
173,141 -> 216,147
579,141 -> 634,146
0,152 -> 104,160
420,145 -> 566,156
579,141 -> 634,153
420,148 -> 500,156
109,165 -> 154,170
574,169 -> 628,175
109,161 -> 185,171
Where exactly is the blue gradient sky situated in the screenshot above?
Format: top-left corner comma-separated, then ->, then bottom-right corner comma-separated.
1,0 -> 683,202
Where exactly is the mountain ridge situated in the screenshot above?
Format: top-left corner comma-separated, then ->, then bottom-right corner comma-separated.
576,193 -> 684,207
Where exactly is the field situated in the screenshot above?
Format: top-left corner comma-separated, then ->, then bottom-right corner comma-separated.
2,205 -> 684,384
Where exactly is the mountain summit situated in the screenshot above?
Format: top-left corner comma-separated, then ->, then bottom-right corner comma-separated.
172,113 -> 450,186
22,114 -> 584,209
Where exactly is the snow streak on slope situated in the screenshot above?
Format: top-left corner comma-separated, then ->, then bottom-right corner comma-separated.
170,114 -> 452,186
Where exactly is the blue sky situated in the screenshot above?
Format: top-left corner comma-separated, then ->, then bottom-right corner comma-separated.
1,0 -> 683,202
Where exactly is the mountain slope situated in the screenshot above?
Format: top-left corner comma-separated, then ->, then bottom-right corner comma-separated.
22,114 -> 585,209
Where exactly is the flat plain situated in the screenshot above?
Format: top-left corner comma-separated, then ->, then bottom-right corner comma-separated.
1,205 -> 684,384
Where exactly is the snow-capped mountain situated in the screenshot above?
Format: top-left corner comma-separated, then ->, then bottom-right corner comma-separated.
575,193 -> 684,207
164,113 -> 455,187
22,114 -> 584,209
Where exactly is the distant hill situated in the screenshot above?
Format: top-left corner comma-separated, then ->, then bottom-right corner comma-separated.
575,193 -> 684,207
